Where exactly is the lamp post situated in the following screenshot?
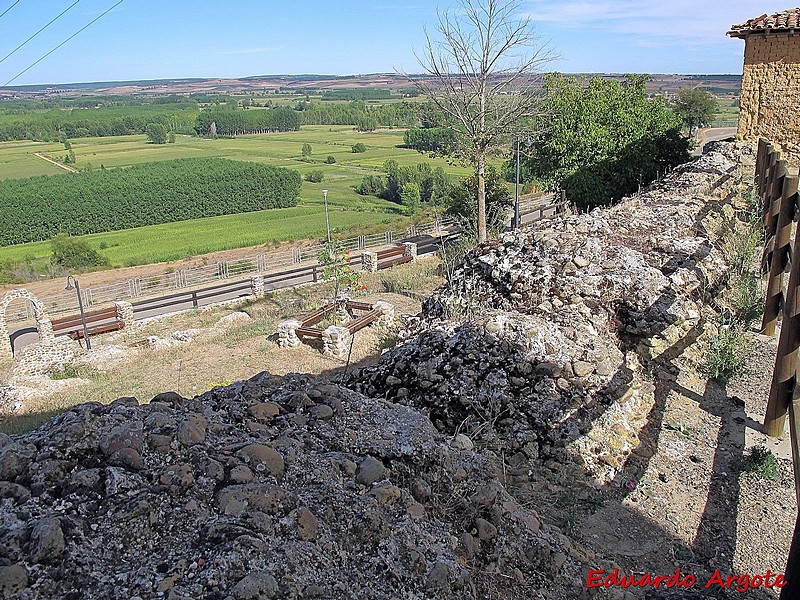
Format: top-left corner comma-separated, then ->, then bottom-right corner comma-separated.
322,189 -> 331,243
65,275 -> 91,349
514,137 -> 533,229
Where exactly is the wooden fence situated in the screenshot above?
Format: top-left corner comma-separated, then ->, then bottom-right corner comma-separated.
755,138 -> 800,599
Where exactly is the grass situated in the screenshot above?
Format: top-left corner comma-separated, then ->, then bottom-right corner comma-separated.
742,445 -> 780,480
0,126 -> 474,269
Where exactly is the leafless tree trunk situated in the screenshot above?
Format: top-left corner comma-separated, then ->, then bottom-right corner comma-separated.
409,0 -> 555,243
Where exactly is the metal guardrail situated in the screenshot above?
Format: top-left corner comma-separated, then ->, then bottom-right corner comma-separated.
6,202 -> 569,325
4,217 -> 456,323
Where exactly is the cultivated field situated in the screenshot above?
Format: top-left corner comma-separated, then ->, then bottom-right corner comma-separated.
0,126 -> 471,267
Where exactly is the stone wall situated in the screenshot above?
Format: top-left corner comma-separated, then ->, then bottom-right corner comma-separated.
738,33 -> 800,162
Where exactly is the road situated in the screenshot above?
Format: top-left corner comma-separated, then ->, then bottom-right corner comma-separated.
694,127 -> 737,155
7,234 -> 447,355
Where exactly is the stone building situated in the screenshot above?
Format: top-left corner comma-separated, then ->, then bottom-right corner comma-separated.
728,8 -> 800,161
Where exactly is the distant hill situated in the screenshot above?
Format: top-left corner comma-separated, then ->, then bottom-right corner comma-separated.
0,73 -> 741,100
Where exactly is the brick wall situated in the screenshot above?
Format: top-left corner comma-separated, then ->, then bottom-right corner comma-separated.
738,33 -> 800,162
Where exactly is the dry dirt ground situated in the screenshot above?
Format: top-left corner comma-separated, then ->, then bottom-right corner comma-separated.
1,256 -> 796,598
0,260 -> 442,434
515,327 -> 794,598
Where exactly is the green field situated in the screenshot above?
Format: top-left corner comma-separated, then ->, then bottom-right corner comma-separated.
714,97 -> 740,123
0,126 -> 472,267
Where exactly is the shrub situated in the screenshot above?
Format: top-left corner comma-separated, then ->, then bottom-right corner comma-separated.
324,155 -> 336,164
304,170 -> 325,183
50,235 -> 110,270
703,324 -> 747,383
351,143 -> 367,153
356,175 -> 386,197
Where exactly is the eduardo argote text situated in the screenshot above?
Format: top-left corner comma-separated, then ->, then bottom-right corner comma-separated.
586,568 -> 787,593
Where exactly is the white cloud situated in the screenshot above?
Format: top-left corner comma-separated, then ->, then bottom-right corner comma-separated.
522,0 -> 789,43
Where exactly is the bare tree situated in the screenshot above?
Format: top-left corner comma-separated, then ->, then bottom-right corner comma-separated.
410,0 -> 555,242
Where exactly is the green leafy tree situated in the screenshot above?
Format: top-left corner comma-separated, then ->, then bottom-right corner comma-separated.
525,74 -> 691,210
50,235 -> 109,270
401,181 -> 422,213
167,131 -> 176,143
351,143 -> 367,153
674,87 -> 718,131
146,122 -> 168,144
411,0 -> 555,243
324,155 -> 336,164
302,143 -> 312,158
446,165 -> 511,235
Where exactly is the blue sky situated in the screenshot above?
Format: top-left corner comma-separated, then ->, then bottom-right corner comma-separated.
0,0 -> 789,85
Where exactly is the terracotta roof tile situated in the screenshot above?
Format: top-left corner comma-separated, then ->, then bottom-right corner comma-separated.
728,8 -> 800,37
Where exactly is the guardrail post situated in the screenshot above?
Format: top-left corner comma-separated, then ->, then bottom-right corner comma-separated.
293,248 -> 302,264
192,291 -> 199,308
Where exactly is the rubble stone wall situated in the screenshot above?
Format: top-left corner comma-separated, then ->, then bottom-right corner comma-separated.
738,33 -> 800,162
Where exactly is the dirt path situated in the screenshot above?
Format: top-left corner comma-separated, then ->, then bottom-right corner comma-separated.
33,152 -> 77,173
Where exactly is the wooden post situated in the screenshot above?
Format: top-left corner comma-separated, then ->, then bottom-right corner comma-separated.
763,156 -> 787,275
756,138 -> 769,198
764,176 -> 800,438
763,172 -> 797,336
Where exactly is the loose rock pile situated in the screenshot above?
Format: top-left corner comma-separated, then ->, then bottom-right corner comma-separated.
347,143 -> 739,484
0,142 -> 747,599
0,372 -> 596,599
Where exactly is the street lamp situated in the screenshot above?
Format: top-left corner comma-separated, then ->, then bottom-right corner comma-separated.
514,136 -> 533,229
65,275 -> 91,349
322,189 -> 331,243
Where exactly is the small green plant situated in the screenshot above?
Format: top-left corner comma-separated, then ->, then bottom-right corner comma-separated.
351,143 -> 367,153
703,324 -> 747,383
324,155 -> 336,164
742,445 -> 779,480
301,143 -> 312,158
317,241 -> 365,297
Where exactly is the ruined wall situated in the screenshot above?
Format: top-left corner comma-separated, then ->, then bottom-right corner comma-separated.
738,33 -> 800,162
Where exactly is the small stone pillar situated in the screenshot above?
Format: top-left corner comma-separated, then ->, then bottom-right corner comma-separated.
250,275 -> 265,299
114,301 -> 135,328
361,251 -> 378,273
323,325 -> 351,358
38,318 -> 55,345
277,319 -> 302,348
0,319 -> 11,360
373,300 -> 395,327
403,242 -> 418,261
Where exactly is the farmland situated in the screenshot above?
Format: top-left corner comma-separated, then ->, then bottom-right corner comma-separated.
0,126 -> 472,267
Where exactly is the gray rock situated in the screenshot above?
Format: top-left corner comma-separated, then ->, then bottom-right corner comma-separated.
355,456 -> 386,486
0,564 -> 28,595
231,571 -> 278,599
29,517 -> 65,563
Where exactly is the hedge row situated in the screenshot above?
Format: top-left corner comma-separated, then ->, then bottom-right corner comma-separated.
0,158 -> 301,246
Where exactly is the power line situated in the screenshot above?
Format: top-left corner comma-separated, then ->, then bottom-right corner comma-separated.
0,0 -> 81,65
4,0 -> 123,86
0,1 -> 21,21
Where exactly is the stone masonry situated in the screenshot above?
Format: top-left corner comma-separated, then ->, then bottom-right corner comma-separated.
729,9 -> 800,162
